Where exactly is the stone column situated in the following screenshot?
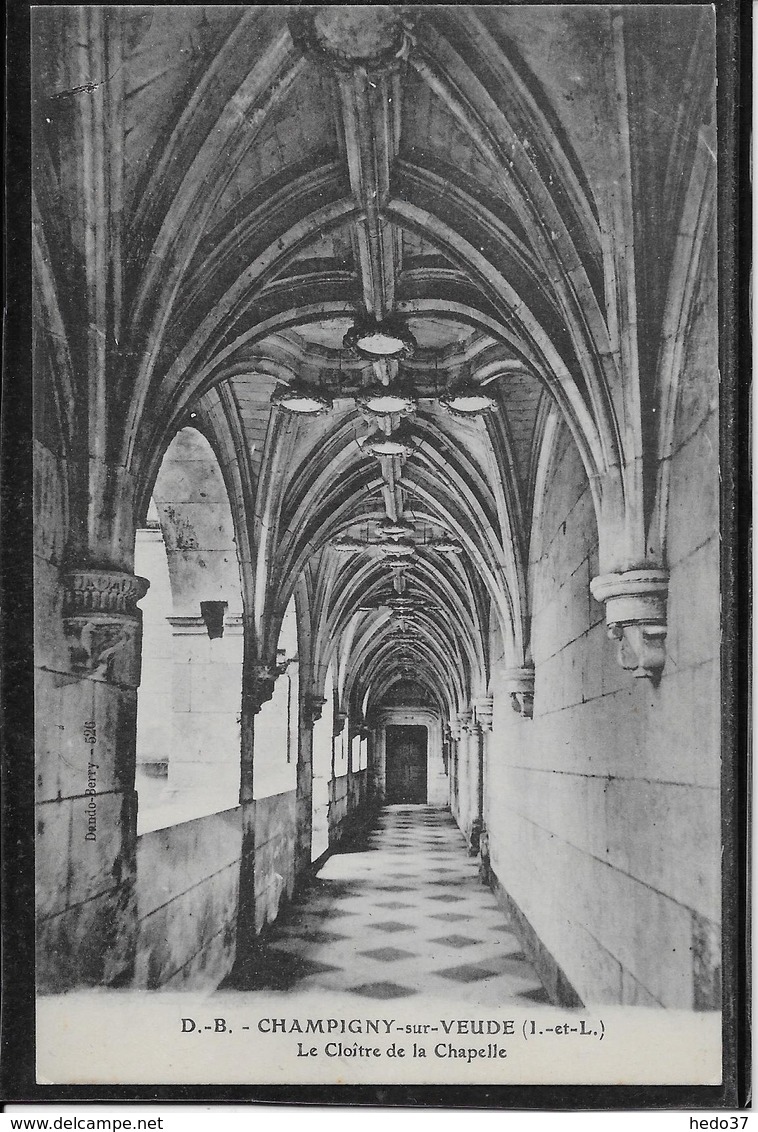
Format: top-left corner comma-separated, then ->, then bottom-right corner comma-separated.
358,727 -> 371,811
293,693 -> 324,883
456,710 -> 473,836
466,722 -> 485,854
447,718 -> 461,818
472,696 -> 493,863
236,651 -> 291,957
37,568 -> 148,990
364,728 -> 379,813
369,719 -> 386,805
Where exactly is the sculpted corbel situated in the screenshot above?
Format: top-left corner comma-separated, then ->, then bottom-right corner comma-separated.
473,696 -> 493,732
249,658 -> 291,714
502,666 -> 534,719
590,569 -> 669,682
303,693 -> 328,727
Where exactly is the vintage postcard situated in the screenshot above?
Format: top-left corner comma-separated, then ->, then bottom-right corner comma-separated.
18,0 -> 743,1103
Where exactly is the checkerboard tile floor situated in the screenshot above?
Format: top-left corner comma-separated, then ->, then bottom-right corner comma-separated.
230,805 -> 549,1004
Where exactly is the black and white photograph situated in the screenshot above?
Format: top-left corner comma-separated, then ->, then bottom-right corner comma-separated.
17,0 -> 744,1099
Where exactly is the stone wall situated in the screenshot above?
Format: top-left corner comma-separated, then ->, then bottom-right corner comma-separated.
249,790 -> 297,935
134,807 -> 243,989
329,769 -> 369,842
485,274 -> 720,1010
347,768 -> 367,817
328,773 -> 349,842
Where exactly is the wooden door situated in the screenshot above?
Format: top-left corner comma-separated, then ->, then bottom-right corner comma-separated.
385,725 -> 427,804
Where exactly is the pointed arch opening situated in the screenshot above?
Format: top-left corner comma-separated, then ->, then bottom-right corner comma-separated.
135,426 -> 244,832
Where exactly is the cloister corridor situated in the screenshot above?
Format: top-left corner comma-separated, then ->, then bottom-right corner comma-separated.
225,806 -> 547,1006
31,6 -> 725,1075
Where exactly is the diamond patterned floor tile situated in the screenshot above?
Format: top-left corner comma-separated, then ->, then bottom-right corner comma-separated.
518,985 -> 552,1003
360,947 -> 417,962
296,929 -> 348,944
348,981 -> 417,1000
223,804 -> 548,1004
431,934 -> 481,949
437,964 -> 500,983
369,920 -> 413,933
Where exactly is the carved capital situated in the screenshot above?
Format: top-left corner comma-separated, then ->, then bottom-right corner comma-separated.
349,719 -> 369,742
590,569 -> 669,681
304,694 -> 327,727
334,710 -> 348,737
502,666 -> 535,719
349,712 -> 367,734
248,661 -> 289,714
63,569 -> 149,616
473,696 -> 493,732
62,571 -> 149,686
457,709 -> 474,735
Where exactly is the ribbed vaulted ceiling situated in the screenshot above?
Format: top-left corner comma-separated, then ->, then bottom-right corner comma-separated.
32,4 -> 716,721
